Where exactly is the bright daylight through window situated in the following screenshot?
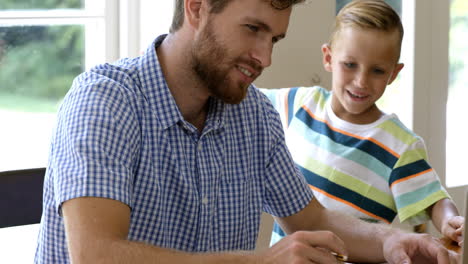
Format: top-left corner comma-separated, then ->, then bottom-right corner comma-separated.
0,0 -> 105,262
0,0 -> 106,172
446,0 -> 468,187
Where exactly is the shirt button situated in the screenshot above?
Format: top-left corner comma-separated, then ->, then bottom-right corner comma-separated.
198,143 -> 202,151
202,197 -> 209,204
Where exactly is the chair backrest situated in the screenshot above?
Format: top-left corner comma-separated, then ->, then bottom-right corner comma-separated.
0,168 -> 46,228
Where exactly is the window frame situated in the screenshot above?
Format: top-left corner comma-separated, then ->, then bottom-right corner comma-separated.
405,0 -> 466,228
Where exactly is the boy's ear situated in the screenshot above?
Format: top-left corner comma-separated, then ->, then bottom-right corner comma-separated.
185,0 -> 203,29
321,43 -> 333,72
388,63 -> 404,85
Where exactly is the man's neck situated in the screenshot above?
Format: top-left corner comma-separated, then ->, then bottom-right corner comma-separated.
157,33 -> 210,131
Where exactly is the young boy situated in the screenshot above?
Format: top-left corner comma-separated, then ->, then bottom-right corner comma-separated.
262,0 -> 465,247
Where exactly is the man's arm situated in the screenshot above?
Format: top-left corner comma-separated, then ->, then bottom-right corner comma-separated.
63,197 -> 351,264
276,198 -> 457,264
62,197 -> 254,264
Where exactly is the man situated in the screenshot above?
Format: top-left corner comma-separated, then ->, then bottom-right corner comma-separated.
35,0 -> 458,263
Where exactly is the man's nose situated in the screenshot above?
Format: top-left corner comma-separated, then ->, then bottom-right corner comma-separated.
250,40 -> 273,68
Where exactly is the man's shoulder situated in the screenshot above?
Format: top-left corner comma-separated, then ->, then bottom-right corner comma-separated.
70,56 -> 145,100
86,57 -> 141,84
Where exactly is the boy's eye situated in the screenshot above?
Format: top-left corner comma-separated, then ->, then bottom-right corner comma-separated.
245,24 -> 259,32
343,62 -> 356,68
373,68 -> 385,74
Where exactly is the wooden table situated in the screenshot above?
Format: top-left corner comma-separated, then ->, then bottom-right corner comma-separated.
438,236 -> 462,254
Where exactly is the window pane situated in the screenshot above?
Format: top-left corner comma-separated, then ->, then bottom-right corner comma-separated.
0,24 -> 84,171
446,0 -> 468,187
336,0 -> 401,14
0,0 -> 84,10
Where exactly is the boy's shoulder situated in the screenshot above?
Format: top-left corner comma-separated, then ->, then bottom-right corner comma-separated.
276,85 -> 331,107
377,114 -> 423,146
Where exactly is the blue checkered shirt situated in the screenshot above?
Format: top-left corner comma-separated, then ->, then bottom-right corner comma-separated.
34,35 -> 313,263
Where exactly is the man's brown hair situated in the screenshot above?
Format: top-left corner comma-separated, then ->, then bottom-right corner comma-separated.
169,0 -> 306,33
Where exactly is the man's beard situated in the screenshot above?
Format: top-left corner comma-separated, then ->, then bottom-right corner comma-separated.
191,21 -> 259,104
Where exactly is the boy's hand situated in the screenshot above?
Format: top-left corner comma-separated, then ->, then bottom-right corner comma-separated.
442,215 -> 465,246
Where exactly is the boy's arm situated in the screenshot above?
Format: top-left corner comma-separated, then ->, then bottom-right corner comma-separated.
429,198 -> 464,244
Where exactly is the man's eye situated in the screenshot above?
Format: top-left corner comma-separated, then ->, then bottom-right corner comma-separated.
245,24 -> 259,32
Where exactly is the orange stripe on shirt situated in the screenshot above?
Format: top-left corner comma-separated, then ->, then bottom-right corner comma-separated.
390,168 -> 434,189
309,184 -> 392,224
301,105 -> 400,159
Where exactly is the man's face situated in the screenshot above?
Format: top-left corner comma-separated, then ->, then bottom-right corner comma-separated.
191,0 -> 292,104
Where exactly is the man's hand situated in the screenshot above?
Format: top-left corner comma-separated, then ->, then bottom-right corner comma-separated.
383,232 -> 461,264
255,230 -> 347,264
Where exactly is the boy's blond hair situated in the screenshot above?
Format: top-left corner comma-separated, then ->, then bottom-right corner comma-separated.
329,0 -> 404,59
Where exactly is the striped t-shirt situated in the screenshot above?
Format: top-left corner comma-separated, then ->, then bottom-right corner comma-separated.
262,86 -> 449,244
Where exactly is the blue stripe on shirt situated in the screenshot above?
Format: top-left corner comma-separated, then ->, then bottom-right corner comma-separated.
287,87 -> 299,126
298,164 -> 397,223
389,159 -> 432,186
295,107 -> 398,168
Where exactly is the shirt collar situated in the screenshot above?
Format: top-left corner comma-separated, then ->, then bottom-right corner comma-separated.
138,34 -> 184,130
138,34 -> 226,132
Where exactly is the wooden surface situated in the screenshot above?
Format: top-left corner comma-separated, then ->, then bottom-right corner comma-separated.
438,237 -> 462,254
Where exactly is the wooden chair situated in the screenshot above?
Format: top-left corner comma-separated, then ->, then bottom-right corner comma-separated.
0,168 -> 46,228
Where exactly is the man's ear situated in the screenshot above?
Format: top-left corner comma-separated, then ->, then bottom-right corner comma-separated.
388,63 -> 404,85
185,0 -> 203,29
321,43 -> 333,72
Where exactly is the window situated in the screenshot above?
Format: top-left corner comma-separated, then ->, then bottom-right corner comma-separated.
0,1 -> 117,262
336,0 -> 401,14
0,1 -> 174,261
446,0 -> 468,187
0,1 -> 111,172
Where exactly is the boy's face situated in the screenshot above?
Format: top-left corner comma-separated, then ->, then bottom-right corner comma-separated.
191,0 -> 291,104
322,26 -> 404,124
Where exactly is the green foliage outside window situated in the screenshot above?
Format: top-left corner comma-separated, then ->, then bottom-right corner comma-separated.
0,26 -> 84,110
0,0 -> 83,10
0,0 -> 85,112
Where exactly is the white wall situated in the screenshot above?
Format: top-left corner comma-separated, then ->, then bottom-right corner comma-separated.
254,1 -> 336,251
254,1 -> 335,89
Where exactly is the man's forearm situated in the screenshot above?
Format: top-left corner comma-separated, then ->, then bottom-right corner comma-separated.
310,208 -> 397,263
70,238 -> 256,264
